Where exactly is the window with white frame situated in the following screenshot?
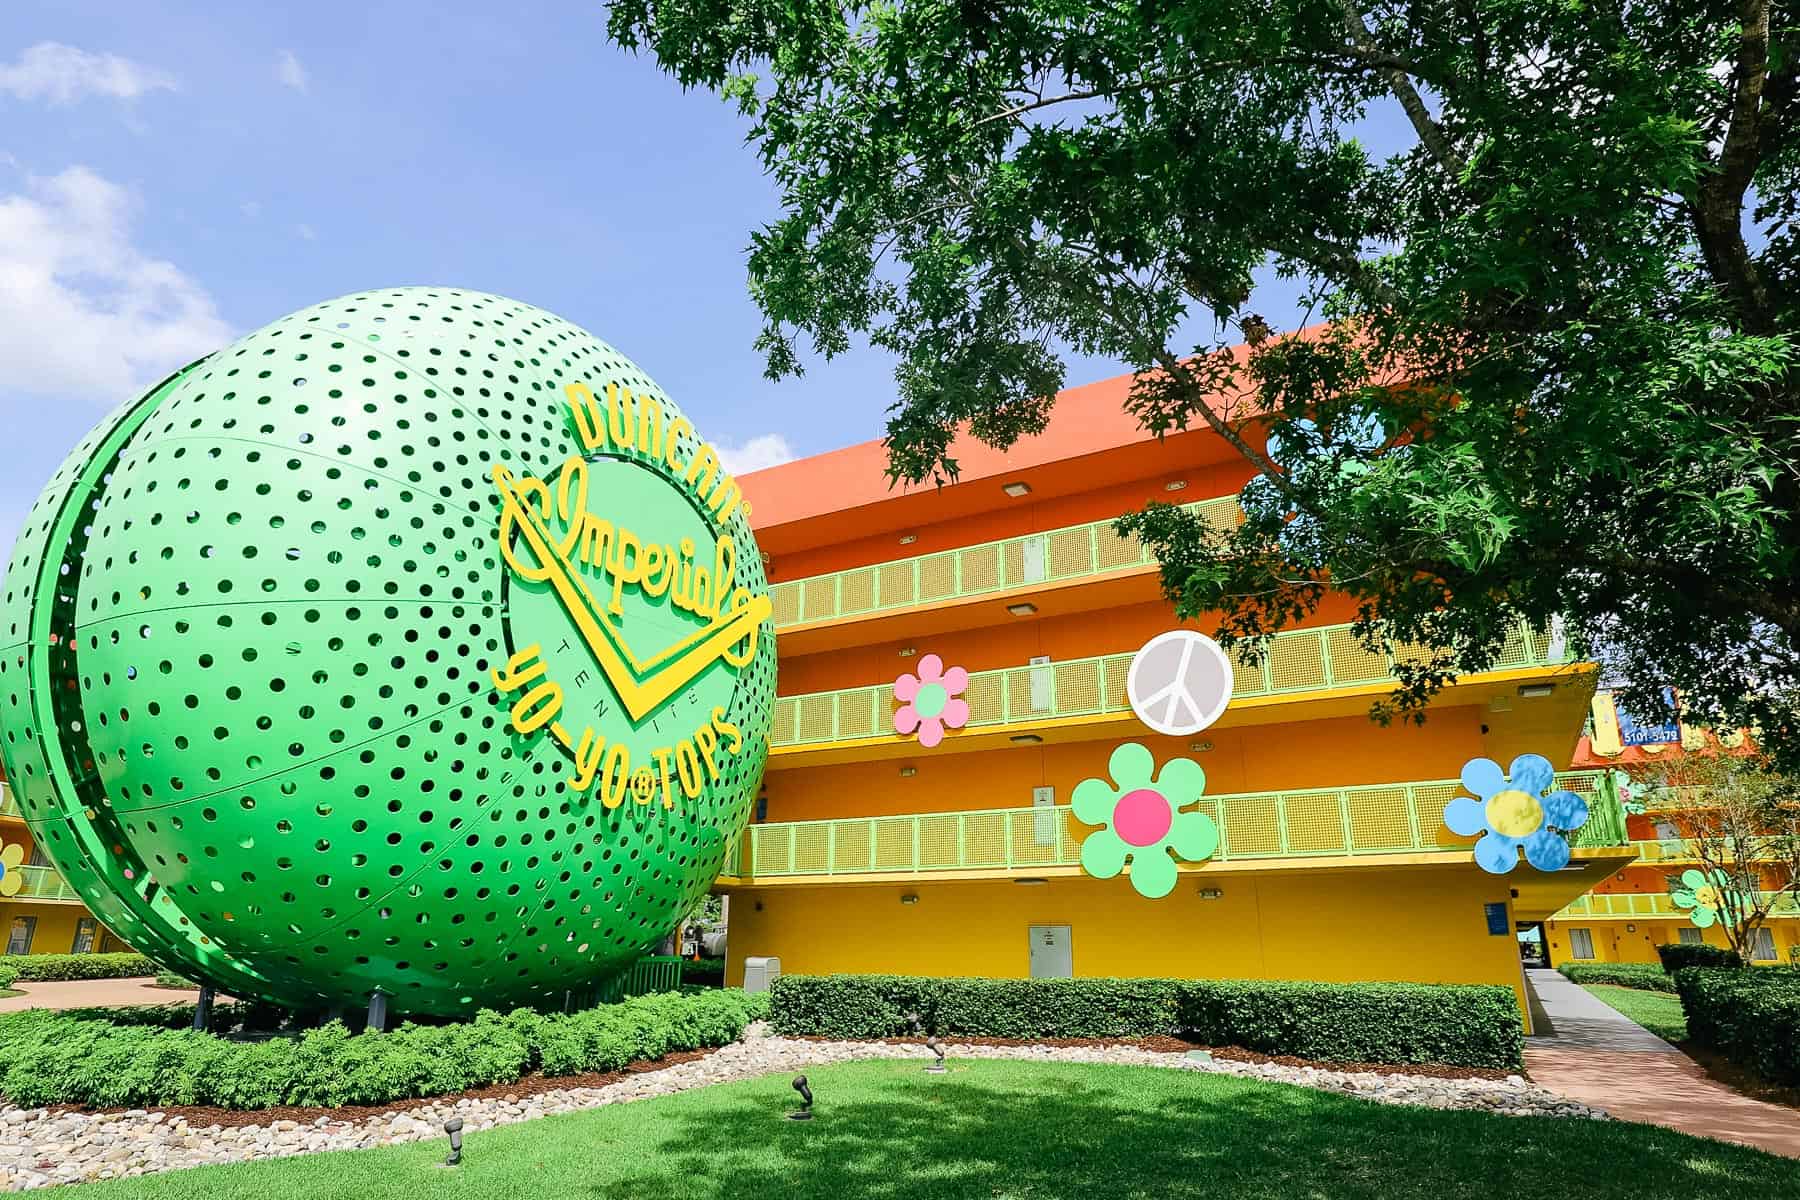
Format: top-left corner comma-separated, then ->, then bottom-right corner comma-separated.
1750,927 -> 1777,962
1678,927 -> 1705,945
1569,928 -> 1595,960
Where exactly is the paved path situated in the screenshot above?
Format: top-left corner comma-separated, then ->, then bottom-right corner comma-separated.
0,977 -> 197,1012
1524,968 -> 1800,1157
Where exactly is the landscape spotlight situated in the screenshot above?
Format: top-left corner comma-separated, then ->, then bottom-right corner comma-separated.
788,1074 -> 815,1121
443,1117 -> 464,1167
907,1011 -> 948,1074
925,1033 -> 948,1075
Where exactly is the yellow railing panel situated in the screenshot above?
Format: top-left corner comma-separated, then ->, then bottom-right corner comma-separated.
770,616 -> 1571,751
769,496 -> 1239,628
1552,890 -> 1800,920
720,770 -> 1614,879
11,865 -> 79,901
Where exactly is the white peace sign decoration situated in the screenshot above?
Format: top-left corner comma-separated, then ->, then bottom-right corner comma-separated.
1125,630 -> 1235,736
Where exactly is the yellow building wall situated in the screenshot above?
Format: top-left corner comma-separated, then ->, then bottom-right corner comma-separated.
1545,917 -> 1800,966
0,903 -> 93,956
727,865 -> 1535,1025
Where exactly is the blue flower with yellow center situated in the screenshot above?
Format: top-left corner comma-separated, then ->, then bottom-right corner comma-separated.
1443,754 -> 1588,874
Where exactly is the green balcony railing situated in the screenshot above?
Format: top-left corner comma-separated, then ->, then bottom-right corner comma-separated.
1627,839 -> 1792,864
1552,890 -> 1800,920
721,769 -> 1615,879
595,955 -> 684,1002
11,865 -> 80,902
769,496 -> 1241,628
769,618 -> 1572,750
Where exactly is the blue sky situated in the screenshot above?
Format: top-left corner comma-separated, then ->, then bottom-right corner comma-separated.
0,3 -> 1399,554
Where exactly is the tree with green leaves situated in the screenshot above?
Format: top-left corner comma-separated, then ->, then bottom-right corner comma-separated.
606,0 -> 1800,761
1636,751 -> 1800,962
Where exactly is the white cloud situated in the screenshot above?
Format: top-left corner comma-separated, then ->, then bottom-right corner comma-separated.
0,166 -> 231,405
240,199 -> 261,218
0,42 -> 176,104
716,433 -> 797,475
294,222 -> 316,240
275,50 -> 307,92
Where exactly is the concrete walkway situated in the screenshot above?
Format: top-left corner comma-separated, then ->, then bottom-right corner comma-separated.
0,976 -> 197,1012
1524,968 -> 1800,1157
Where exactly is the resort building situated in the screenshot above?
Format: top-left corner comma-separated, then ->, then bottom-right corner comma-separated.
1541,691 -> 1799,967
721,365 -> 1635,1027
0,770 -> 126,956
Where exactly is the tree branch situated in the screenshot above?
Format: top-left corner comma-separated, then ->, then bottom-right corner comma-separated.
1339,0 -> 1468,177
976,46 -> 1432,127
1692,0 -> 1778,333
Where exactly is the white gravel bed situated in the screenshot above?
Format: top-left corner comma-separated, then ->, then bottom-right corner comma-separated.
0,1023 -> 1605,1190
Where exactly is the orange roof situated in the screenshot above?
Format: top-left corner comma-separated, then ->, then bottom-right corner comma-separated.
1571,733 -> 1758,769
740,344 -> 1263,550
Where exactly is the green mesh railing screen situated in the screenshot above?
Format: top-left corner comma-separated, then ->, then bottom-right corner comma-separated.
722,769 -> 1615,878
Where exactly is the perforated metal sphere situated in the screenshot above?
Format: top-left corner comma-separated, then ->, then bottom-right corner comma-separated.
0,288 -> 775,1015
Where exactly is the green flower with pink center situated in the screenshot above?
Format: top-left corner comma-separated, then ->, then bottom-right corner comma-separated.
1073,742 -> 1219,898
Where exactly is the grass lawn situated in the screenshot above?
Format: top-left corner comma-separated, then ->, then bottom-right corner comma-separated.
1582,983 -> 1689,1043
56,1059 -> 1799,1200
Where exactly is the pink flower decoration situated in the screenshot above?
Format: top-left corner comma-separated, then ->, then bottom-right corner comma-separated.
893,654 -> 970,748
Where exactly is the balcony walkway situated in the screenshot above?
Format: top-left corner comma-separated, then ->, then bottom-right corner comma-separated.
770,617 -> 1571,752
1523,969 -> 1800,1158
722,770 -> 1621,881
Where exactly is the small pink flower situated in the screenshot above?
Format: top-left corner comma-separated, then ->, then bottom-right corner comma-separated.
893,654 -> 970,748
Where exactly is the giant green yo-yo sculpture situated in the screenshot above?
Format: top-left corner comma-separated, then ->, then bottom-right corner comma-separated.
0,288 -> 776,1015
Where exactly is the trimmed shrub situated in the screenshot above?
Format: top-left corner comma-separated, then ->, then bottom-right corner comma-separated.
3,953 -> 158,982
768,974 -> 1524,1069
0,987 -> 765,1109
681,958 -> 726,988
1556,962 -> 1674,992
1654,942 -> 1743,971
0,963 -> 18,990
152,970 -> 197,989
1673,967 -> 1800,1086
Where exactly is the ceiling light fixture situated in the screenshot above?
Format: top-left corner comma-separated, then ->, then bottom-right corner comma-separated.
1007,602 -> 1038,617
1009,733 -> 1044,745
1164,480 -> 1189,492
898,533 -> 918,545
1014,877 -> 1049,886
1518,683 -> 1555,698
1002,481 -> 1032,498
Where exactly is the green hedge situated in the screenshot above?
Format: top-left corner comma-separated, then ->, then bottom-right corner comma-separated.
0,963 -> 17,990
768,975 -> 1524,1069
1556,962 -> 1674,992
681,958 -> 726,988
1673,967 -> 1800,1086
0,988 -> 764,1109
2,953 -> 158,982
1655,942 -> 1743,971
